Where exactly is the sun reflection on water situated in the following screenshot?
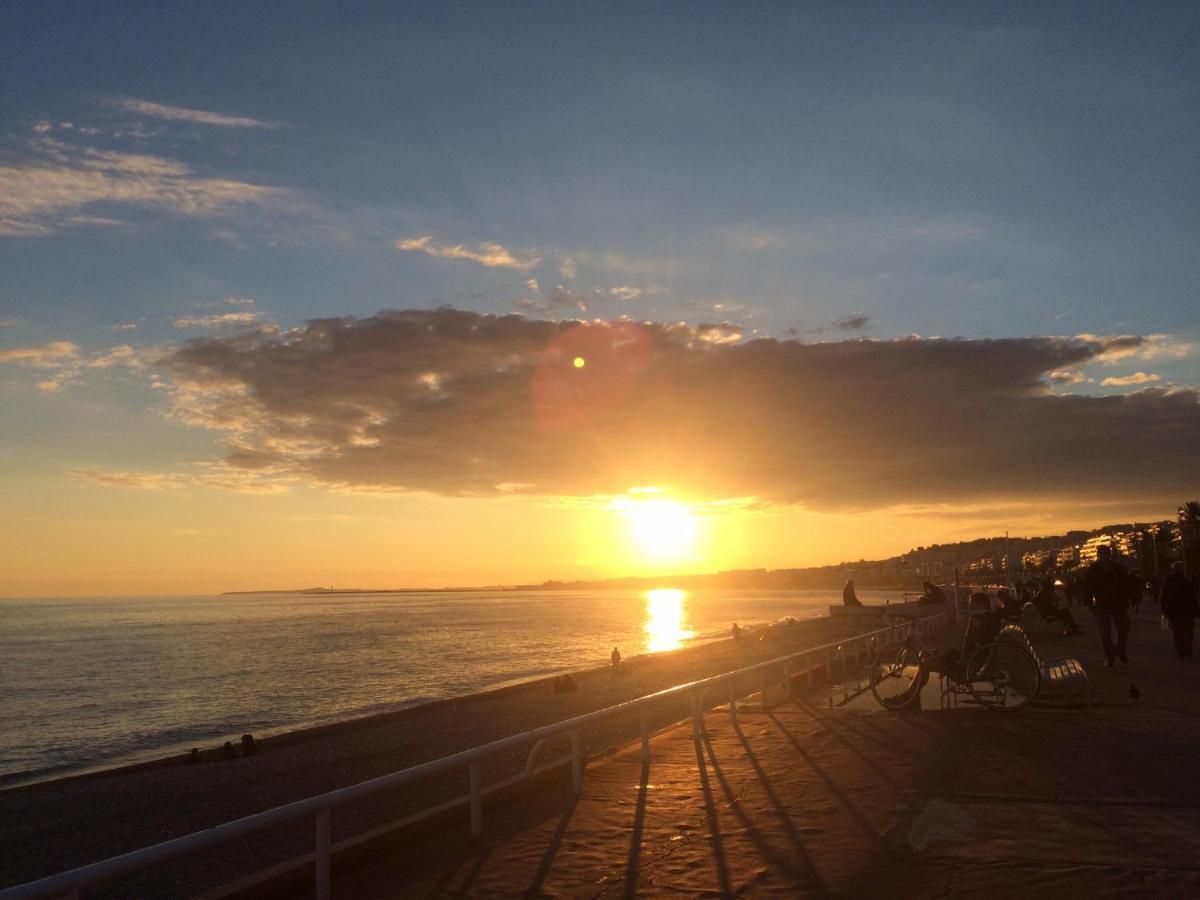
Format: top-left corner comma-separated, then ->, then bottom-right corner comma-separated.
643,588 -> 696,653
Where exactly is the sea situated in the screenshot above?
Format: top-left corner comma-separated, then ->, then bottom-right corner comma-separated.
0,587 -> 906,787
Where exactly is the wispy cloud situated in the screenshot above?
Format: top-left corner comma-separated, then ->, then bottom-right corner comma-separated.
1101,371 -> 1161,386
70,468 -> 185,490
395,236 -> 540,270
0,137 -> 286,236
0,341 -> 80,368
832,313 -> 871,331
172,311 -> 261,329
71,463 -> 292,494
1079,333 -> 1195,364
110,97 -> 275,129
1048,369 -> 1091,384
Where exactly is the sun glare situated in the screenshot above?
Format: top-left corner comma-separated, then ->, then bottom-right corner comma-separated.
643,588 -> 695,652
613,496 -> 699,562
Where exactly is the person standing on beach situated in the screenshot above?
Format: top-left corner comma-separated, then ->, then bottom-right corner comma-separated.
611,646 -> 621,672
731,622 -> 743,646
842,579 -> 863,607
1085,544 -> 1133,667
1159,562 -> 1199,659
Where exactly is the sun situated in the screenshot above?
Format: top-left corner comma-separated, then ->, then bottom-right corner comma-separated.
612,495 -> 700,562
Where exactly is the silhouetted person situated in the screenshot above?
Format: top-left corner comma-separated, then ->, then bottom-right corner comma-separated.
1160,562 -> 1199,659
995,588 -> 1021,621
842,579 -> 863,607
1033,578 -> 1081,635
731,622 -> 743,645
611,646 -> 621,672
240,733 -> 258,756
920,581 -> 946,605
1085,544 -> 1133,666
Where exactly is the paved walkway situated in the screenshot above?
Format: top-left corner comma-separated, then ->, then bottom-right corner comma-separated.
322,605 -> 1200,898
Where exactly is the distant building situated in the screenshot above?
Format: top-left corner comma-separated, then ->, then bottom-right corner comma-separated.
1055,545 -> 1080,568
1022,549 -> 1055,571
1079,532 -> 1138,567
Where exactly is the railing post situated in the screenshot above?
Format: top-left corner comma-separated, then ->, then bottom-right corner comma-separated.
570,731 -> 583,794
728,679 -> 738,723
639,706 -> 651,763
469,761 -> 483,837
315,808 -> 331,900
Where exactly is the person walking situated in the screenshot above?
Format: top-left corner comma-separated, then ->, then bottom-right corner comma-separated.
1084,544 -> 1133,667
1159,562 -> 1199,659
611,646 -> 622,672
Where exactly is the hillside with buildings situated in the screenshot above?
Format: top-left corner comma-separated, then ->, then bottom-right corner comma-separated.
524,511 -> 1197,593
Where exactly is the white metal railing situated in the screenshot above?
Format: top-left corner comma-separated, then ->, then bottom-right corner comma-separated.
0,610 -> 950,900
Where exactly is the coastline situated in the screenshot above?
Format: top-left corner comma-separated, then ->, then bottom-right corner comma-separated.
0,611 -> 858,896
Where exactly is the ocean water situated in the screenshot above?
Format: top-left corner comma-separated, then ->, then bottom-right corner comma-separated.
0,587 -> 904,785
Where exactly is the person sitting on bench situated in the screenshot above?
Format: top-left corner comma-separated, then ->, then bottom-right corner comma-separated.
996,588 -> 1023,621
1033,578 -> 1082,635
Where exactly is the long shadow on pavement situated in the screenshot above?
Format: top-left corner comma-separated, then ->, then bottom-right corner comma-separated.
700,726 -> 829,893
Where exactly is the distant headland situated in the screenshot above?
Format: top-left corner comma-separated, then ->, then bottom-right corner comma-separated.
225,515 -> 1188,596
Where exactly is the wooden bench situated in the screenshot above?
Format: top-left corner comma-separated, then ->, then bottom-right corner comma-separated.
999,623 -> 1090,708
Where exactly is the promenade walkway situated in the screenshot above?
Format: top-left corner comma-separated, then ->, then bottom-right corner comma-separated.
319,606 -> 1200,898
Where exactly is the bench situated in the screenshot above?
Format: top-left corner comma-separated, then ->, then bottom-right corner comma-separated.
1018,602 -> 1066,637
999,623 -> 1090,708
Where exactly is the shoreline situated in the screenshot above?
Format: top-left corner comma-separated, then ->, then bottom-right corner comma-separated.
0,626 -> 752,793
0,609 -> 867,896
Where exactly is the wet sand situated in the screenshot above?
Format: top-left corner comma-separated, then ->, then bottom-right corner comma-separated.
0,611 -> 865,898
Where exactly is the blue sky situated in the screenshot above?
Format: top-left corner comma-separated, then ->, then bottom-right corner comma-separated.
2,4 -> 1198,594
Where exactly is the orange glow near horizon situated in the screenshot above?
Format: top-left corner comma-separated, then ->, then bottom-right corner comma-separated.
643,588 -> 695,652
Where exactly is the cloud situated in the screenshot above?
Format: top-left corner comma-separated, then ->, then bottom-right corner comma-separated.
609,286 -> 643,301
395,236 -> 540,270
1101,372 -> 1161,386
0,341 -> 80,368
1048,369 -> 1091,384
694,322 -> 743,345
70,463 -> 291,494
110,97 -> 275,129
173,311 -> 261,329
70,468 -> 185,490
832,313 -> 871,332
1079,333 -> 1195,365
2,341 -> 157,392
0,137 -> 285,236
114,323 -> 138,331
154,309 -> 1200,511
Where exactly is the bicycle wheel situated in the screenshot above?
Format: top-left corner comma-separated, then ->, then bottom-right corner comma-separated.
868,641 -> 924,709
964,641 -> 1041,711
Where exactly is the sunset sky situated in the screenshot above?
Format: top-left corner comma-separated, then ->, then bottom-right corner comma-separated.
2,4 -> 1198,597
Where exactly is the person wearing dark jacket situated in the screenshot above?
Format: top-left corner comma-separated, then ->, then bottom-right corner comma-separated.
1159,562 -> 1199,659
1085,544 -> 1133,666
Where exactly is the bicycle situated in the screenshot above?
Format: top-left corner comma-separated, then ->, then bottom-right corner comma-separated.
868,613 -> 1041,711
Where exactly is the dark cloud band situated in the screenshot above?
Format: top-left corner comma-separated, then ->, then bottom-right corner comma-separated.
161,309 -> 1199,508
